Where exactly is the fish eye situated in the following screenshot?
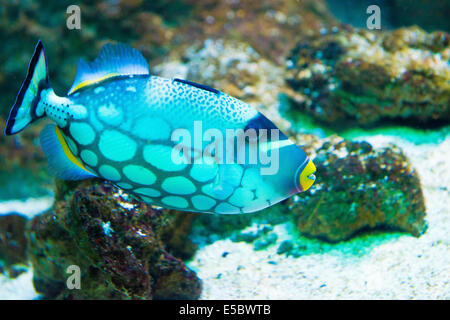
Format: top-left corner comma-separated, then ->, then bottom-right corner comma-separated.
299,159 -> 316,192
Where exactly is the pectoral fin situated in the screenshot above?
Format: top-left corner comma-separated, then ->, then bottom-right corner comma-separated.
40,124 -> 97,180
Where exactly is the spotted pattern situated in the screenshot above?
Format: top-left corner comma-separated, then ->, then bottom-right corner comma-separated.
123,165 -> 156,185
140,196 -> 153,203
241,168 -> 259,189
162,176 -> 196,195
63,135 -> 78,156
97,103 -> 123,126
215,202 -> 239,214
190,161 -> 218,182
70,122 -> 95,145
99,164 -> 121,181
202,182 -> 234,200
99,130 -> 137,161
94,87 -> 105,94
228,187 -> 254,207
80,149 -> 98,166
133,116 -> 170,140
116,182 -> 132,189
54,74 -> 292,214
191,195 -> 216,211
135,187 -> 161,197
162,196 -> 188,208
143,144 -> 186,172
70,104 -> 88,119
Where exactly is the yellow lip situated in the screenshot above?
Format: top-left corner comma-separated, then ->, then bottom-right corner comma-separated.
299,158 -> 316,192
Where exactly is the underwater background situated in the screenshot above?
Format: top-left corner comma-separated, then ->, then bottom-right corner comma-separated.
0,0 -> 448,299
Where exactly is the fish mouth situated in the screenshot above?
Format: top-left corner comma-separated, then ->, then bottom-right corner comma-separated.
299,158 -> 316,192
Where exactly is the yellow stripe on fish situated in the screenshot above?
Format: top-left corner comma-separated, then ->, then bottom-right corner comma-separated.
68,73 -> 121,95
55,126 -> 90,172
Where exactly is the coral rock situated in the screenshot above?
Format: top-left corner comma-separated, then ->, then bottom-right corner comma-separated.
0,213 -> 28,277
28,180 -> 201,299
290,135 -> 428,242
286,26 -> 450,125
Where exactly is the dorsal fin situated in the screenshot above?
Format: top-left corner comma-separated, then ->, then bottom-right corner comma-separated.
68,43 -> 150,95
174,78 -> 220,94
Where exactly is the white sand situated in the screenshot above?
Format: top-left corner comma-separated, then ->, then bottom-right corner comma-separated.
0,196 -> 52,299
0,269 -> 38,300
0,197 -> 53,218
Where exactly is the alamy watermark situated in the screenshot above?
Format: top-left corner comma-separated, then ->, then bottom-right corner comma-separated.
67,5 -> 81,30
170,121 -> 286,176
366,5 -> 381,30
66,265 -> 81,289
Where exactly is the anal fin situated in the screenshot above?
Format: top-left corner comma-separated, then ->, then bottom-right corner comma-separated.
40,124 -> 97,180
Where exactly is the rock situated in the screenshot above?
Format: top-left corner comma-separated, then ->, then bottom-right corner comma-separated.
253,232 -> 278,251
276,240 -> 294,255
28,180 -> 201,299
231,225 -> 274,243
160,211 -> 199,261
184,0 -> 337,63
286,26 -> 450,125
0,213 -> 28,278
290,135 -> 428,242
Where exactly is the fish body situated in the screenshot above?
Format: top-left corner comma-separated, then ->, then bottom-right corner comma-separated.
5,41 -> 316,214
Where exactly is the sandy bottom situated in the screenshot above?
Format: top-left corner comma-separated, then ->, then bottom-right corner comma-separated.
0,198 -> 52,299
187,133 -> 450,299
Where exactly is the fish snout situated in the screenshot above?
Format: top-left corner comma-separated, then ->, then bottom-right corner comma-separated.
299,158 -> 316,192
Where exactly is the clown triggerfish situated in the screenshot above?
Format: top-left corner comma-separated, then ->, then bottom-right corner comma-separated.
5,41 -> 316,214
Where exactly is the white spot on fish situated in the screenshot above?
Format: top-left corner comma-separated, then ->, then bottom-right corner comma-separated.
140,196 -> 153,203
99,164 -> 121,181
94,87 -> 105,94
228,187 -> 254,207
241,168 -> 259,189
215,202 -> 239,214
190,160 -> 218,182
70,104 -> 88,119
98,103 -> 123,126
161,196 -> 188,209
134,187 -> 161,197
123,165 -> 156,185
202,182 -> 234,200
99,130 -> 137,161
191,195 -> 216,211
133,116 -> 171,140
80,149 -> 98,167
63,134 -> 78,156
143,144 -> 186,171
162,176 -> 196,195
116,182 -> 132,189
70,122 -> 95,145
126,86 -> 136,92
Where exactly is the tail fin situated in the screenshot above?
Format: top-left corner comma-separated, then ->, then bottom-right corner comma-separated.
5,40 -> 50,135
